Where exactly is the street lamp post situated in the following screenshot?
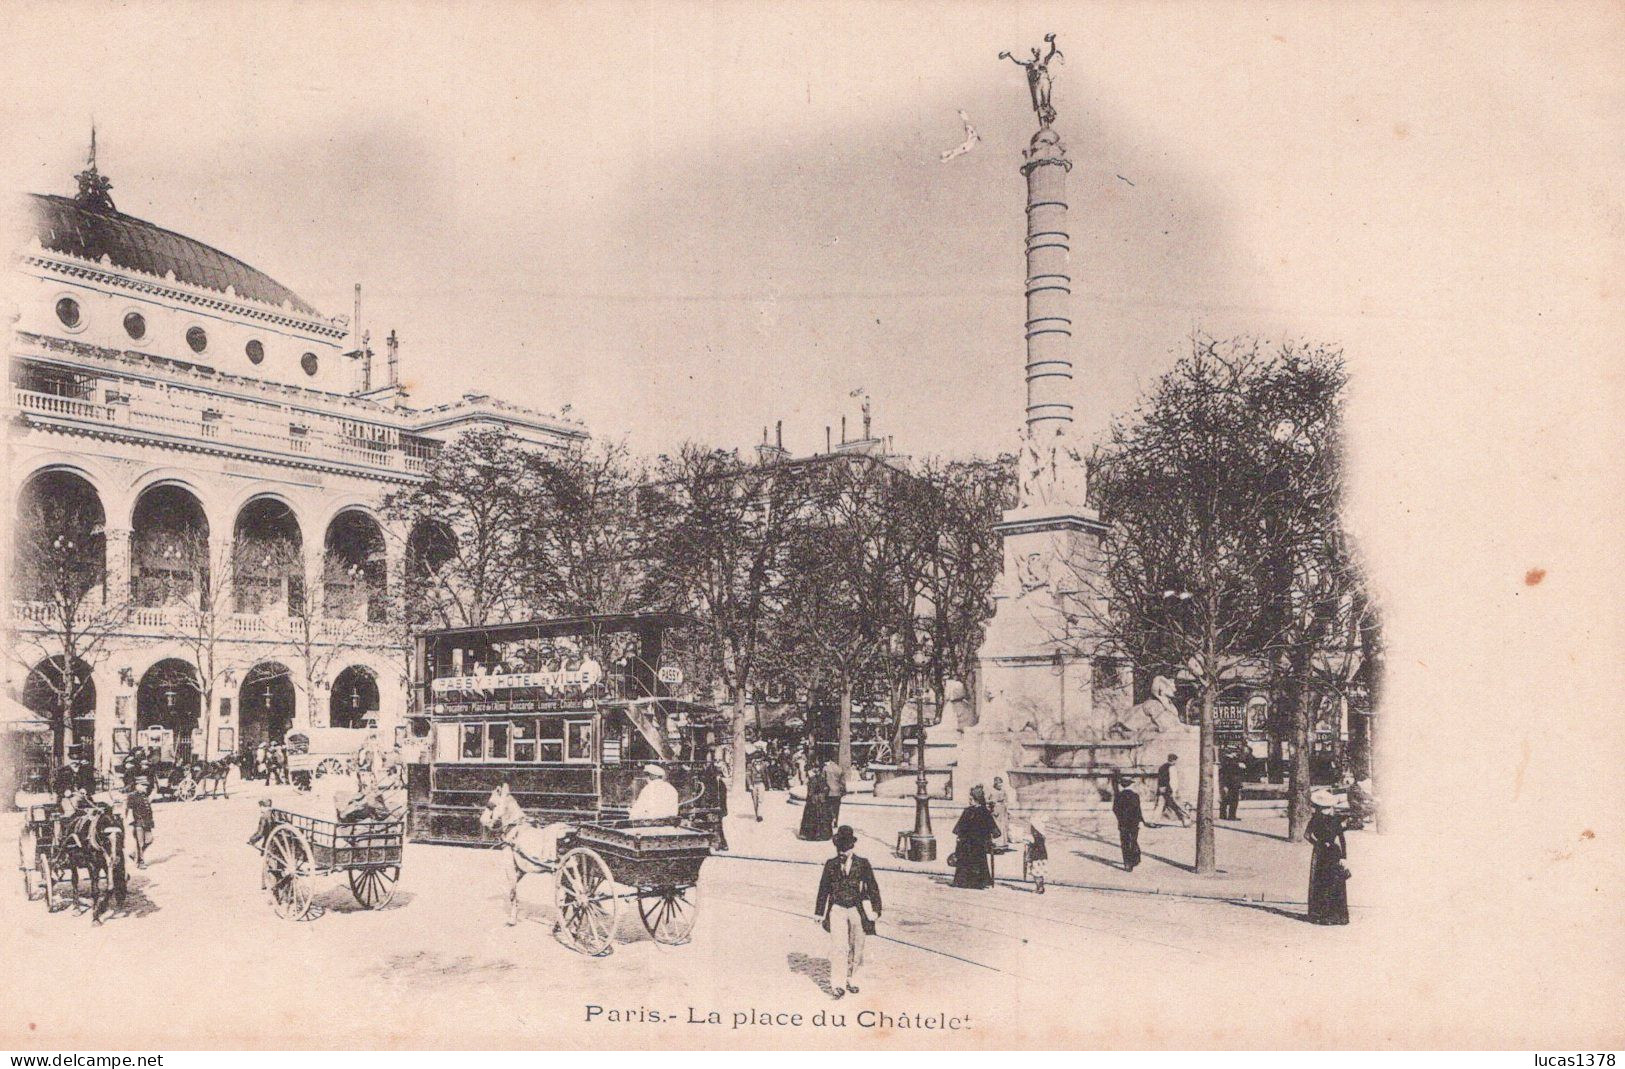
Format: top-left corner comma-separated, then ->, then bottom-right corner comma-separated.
902,640 -> 937,863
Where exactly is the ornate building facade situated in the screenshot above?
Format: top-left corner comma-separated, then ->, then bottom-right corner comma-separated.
5,148 -> 586,774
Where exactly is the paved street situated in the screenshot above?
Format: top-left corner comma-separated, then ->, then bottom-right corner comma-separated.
2,781 -> 1374,1048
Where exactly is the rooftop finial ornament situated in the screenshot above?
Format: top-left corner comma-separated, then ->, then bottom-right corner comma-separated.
999,33 -> 1063,128
73,123 -> 116,212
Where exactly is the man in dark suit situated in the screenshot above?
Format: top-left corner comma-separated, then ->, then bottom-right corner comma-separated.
1112,775 -> 1149,872
1219,747 -> 1248,820
814,825 -> 882,998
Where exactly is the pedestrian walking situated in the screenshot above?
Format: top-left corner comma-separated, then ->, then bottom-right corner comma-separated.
126,776 -> 155,868
798,761 -> 830,840
1112,774 -> 1148,871
270,742 -> 289,786
989,776 -> 1011,850
1154,753 -> 1189,827
814,825 -> 882,999
823,758 -> 846,838
254,741 -> 269,784
950,785 -> 999,889
1024,815 -> 1049,894
1220,747 -> 1247,820
745,746 -> 766,822
1305,789 -> 1351,925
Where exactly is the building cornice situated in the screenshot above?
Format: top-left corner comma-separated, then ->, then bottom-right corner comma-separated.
22,248 -> 349,339
12,410 -> 423,486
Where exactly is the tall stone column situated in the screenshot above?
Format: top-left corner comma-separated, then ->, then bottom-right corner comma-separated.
1015,124 -> 1090,514
959,39 -> 1121,811
1022,127 -> 1074,436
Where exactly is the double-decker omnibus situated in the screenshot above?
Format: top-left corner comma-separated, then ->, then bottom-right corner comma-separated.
406,612 -> 726,846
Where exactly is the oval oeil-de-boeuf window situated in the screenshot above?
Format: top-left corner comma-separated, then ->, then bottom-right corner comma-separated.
55,297 -> 81,328
124,311 -> 146,340
186,326 -> 208,353
246,339 -> 265,364
301,352 -> 319,376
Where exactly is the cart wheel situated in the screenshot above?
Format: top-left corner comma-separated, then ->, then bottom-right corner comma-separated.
264,825 -> 315,921
316,758 -> 344,779
348,866 -> 398,909
19,831 -> 39,900
555,846 -> 619,956
42,853 -> 62,912
177,778 -> 197,801
637,883 -> 700,946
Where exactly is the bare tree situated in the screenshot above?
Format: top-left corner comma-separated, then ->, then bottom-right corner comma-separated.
641,443 -> 807,777
1072,336 -> 1308,875
151,529 -> 247,759
9,492 -> 130,765
383,428 -> 533,629
764,456 -> 926,777
521,438 -> 646,618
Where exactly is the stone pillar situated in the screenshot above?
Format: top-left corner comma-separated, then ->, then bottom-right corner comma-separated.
105,527 -> 132,604
1022,126 -> 1074,435
383,535 -> 406,624
207,532 -> 231,612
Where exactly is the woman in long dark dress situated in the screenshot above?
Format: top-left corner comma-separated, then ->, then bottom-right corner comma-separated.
1304,789 -> 1350,925
797,761 -> 830,840
950,785 -> 1000,889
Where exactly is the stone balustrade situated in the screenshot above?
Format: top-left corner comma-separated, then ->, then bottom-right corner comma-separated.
13,383 -> 431,478
9,599 -> 400,648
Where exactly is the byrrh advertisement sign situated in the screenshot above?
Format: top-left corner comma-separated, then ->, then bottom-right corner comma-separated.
430,658 -> 604,695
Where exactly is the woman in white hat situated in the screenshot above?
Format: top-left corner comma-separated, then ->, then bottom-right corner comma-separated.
1305,788 -> 1350,925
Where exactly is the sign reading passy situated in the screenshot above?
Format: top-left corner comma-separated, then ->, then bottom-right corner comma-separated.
432,658 -> 604,696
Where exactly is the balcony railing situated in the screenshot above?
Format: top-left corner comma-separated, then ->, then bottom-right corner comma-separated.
10,600 -> 401,648
13,386 -> 430,477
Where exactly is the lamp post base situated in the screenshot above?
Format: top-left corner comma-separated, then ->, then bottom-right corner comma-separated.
904,832 -> 937,863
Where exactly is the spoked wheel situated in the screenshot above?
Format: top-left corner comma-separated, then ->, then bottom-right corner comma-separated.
554,847 -> 619,956
264,825 -> 316,921
348,866 -> 398,909
316,758 -> 344,779
177,778 -> 198,802
19,832 -> 39,900
42,853 -> 62,912
637,883 -> 700,946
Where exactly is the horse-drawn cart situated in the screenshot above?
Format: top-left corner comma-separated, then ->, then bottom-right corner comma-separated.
253,808 -> 404,921
549,821 -> 710,955
18,801 -> 127,920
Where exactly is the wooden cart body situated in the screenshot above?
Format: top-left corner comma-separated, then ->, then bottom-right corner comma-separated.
18,803 -> 127,913
254,807 -> 404,920
543,818 -> 712,956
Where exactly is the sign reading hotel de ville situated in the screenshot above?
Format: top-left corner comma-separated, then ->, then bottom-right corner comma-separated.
0,3 -> 1617,1057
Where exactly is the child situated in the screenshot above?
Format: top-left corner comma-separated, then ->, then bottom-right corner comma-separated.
1025,815 -> 1049,895
247,798 -> 276,848
126,777 -> 155,869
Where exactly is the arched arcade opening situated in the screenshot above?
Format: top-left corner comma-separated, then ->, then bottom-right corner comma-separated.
239,661 -> 296,754
136,658 -> 202,761
329,665 -> 380,730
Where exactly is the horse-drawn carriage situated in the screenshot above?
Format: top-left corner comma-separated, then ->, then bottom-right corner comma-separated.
251,807 -> 404,921
17,800 -> 127,922
479,786 -> 710,956
411,613 -> 725,954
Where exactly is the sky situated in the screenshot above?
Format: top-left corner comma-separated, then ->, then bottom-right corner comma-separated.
3,1 -> 1610,468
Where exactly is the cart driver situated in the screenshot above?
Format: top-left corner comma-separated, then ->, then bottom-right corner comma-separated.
629,763 -> 680,822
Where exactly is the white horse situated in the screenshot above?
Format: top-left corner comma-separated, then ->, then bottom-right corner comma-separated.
478,784 -> 573,926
